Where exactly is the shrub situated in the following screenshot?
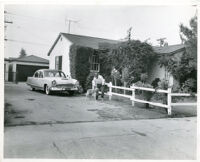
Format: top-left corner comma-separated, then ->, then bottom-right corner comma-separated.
152,79 -> 169,104
140,73 -> 148,83
151,78 -> 161,88
134,81 -> 154,108
181,78 -> 197,93
158,79 -> 169,90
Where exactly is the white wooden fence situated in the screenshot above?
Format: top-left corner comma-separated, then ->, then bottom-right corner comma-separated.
105,82 -> 197,115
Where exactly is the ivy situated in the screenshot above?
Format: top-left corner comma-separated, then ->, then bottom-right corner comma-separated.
69,45 -> 94,91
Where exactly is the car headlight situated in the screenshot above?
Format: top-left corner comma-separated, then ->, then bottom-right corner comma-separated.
52,80 -> 57,87
75,81 -> 79,87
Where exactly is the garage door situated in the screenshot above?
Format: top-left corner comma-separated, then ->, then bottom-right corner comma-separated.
16,65 -> 48,82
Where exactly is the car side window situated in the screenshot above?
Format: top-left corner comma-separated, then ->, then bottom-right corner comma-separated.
39,71 -> 43,78
34,72 -> 39,78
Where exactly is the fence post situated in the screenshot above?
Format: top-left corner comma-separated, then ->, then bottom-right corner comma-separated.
131,84 -> 135,107
108,82 -> 112,100
167,87 -> 172,115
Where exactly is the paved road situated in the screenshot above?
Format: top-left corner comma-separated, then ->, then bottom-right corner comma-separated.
4,117 -> 196,159
4,83 -> 197,159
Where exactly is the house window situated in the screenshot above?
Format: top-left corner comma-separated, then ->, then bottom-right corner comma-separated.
55,56 -> 62,70
89,53 -> 100,72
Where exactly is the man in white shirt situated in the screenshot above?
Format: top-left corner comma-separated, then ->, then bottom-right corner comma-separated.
92,72 -> 105,100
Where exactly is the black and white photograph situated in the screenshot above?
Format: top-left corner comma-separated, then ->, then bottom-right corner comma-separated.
1,1 -> 199,161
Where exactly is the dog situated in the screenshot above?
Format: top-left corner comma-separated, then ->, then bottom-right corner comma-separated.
86,89 -> 97,98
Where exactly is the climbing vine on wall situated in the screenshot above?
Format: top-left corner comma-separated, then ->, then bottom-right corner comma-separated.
69,44 -> 94,91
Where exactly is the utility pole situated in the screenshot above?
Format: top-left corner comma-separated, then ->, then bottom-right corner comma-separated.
127,27 -> 132,41
65,18 -> 79,33
4,11 -> 13,42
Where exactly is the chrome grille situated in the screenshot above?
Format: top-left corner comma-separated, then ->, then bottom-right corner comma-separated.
56,84 -> 74,88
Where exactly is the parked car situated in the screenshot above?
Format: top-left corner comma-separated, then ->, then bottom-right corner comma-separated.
27,69 -> 80,95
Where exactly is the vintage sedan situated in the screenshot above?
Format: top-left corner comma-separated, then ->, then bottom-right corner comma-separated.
27,69 -> 80,95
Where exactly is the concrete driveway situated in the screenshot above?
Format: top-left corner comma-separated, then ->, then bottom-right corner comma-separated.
4,83 -> 196,126
4,83 -> 171,126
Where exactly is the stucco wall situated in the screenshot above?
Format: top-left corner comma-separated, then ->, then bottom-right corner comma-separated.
48,35 -> 72,76
148,60 -> 166,83
148,51 -> 184,86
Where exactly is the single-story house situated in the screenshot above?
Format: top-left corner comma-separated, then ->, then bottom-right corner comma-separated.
47,33 -> 118,76
47,32 -> 185,87
5,55 -> 49,82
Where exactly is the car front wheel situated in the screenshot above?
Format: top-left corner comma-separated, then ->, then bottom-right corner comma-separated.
45,85 -> 51,95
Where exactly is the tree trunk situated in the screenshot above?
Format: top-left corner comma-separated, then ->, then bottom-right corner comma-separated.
115,79 -> 117,93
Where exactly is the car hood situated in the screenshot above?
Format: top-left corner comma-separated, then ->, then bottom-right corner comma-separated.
45,77 -> 77,84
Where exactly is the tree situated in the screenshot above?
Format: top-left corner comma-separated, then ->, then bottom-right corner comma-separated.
19,48 -> 27,58
99,40 -> 156,86
177,16 -> 197,92
159,16 -> 197,93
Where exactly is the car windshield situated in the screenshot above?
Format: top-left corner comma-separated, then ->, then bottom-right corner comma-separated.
44,71 -> 66,78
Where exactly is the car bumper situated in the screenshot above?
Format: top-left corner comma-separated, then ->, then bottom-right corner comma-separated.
50,87 -> 78,91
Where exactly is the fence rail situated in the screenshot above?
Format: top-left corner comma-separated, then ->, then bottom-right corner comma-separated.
105,82 -> 197,115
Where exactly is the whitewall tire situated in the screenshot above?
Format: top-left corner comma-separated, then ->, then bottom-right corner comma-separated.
45,85 -> 51,95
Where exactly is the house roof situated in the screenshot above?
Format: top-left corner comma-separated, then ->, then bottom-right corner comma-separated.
8,55 -> 49,64
47,33 -> 119,56
61,33 -> 119,48
4,58 -> 9,61
47,32 -> 185,56
153,44 -> 185,54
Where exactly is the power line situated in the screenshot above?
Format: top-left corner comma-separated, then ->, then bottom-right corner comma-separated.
5,10 -> 64,25
8,24 -> 50,42
4,15 -> 13,41
4,38 -> 51,46
5,10 -> 113,36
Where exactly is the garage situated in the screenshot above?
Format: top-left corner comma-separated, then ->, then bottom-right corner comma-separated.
7,55 -> 49,82
16,65 -> 48,81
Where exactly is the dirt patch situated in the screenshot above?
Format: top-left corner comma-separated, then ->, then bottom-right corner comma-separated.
96,107 -> 135,120
4,102 -> 29,126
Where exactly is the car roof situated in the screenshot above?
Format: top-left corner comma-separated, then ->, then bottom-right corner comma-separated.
37,69 -> 62,72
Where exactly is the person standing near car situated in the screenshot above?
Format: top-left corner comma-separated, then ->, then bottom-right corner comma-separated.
92,72 -> 105,100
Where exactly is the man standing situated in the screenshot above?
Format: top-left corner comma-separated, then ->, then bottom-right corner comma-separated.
92,72 -> 105,100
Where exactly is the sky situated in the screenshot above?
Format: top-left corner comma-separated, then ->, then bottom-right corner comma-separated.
4,5 -> 196,59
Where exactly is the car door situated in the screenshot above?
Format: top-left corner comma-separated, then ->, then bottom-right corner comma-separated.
38,71 -> 45,89
32,71 -> 39,88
